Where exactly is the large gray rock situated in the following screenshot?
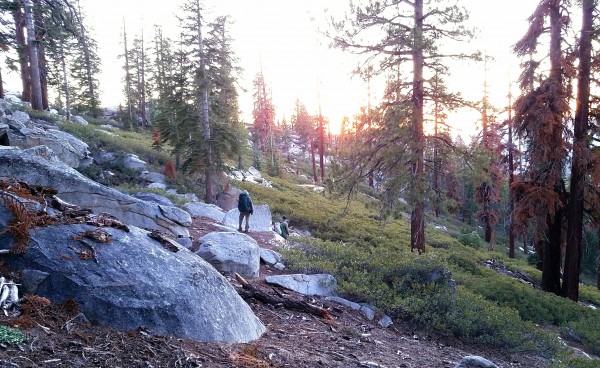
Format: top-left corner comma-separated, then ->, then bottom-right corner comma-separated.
133,192 -> 174,207
265,274 -> 337,296
72,115 -> 89,126
223,204 -> 273,232
6,110 -> 30,128
196,232 -> 260,279
123,154 -> 147,171
0,209 -> 265,343
0,147 -> 191,237
7,125 -> 92,168
140,171 -> 166,184
182,202 -> 225,222
455,356 -> 498,368
93,151 -> 115,165
260,248 -> 282,265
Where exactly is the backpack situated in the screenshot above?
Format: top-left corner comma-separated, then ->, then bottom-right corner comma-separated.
238,193 -> 252,213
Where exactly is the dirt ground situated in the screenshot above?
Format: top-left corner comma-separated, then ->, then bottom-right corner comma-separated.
0,218 -> 551,368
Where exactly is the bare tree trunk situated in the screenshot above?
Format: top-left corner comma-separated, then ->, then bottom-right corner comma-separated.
140,29 -> 147,128
367,67 -> 374,188
310,137 -> 317,183
410,0 -> 425,254
543,210 -> 563,294
24,0 -> 42,110
433,84 -> 440,217
318,108 -> 325,184
12,1 -> 31,103
60,45 -> 71,120
508,88 -> 515,258
33,3 -> 48,109
195,0 -> 214,203
77,1 -> 97,117
562,0 -> 592,302
123,19 -> 134,123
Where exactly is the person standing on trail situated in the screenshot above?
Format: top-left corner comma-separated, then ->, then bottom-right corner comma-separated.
238,190 -> 253,233
280,216 -> 290,239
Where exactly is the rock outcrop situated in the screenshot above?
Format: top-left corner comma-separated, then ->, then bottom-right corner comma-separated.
182,202 -> 225,222
195,232 -> 260,279
2,108 -> 91,168
0,205 -> 265,343
0,147 -> 190,237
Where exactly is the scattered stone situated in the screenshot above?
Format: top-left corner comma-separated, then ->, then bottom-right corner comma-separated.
274,262 -> 285,271
265,274 -> 337,296
326,296 -> 361,311
454,356 -> 498,368
147,182 -> 167,190
72,115 -> 89,126
359,304 -> 376,321
195,232 -> 260,279
248,166 -> 262,178
93,151 -> 115,165
260,248 -> 282,265
182,202 -> 225,222
6,110 -> 29,128
183,193 -> 199,202
140,171 -> 166,184
175,237 -> 193,249
378,315 -> 393,328
122,154 -> 147,171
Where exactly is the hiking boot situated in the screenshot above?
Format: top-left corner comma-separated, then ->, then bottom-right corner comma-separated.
238,228 -> 243,232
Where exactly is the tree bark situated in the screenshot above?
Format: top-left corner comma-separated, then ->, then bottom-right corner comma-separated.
12,1 -> 31,103
410,0 -> 425,254
508,91 -> 515,258
23,0 -> 42,110
195,0 -> 214,204
33,2 -> 48,110
318,108 -> 325,184
542,210 -> 563,294
140,30 -> 146,128
562,0 -> 592,302
60,45 -> 71,120
311,137 -> 318,183
123,19 -> 134,123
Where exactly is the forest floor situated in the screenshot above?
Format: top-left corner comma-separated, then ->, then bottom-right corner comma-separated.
0,218 -> 551,368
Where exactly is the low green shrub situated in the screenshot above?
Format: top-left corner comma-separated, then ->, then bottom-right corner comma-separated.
0,325 -> 26,345
457,231 -> 485,249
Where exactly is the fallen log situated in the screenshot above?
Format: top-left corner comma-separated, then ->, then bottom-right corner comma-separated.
235,273 -> 333,321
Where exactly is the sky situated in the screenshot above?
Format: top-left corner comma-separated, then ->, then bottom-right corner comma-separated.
3,0 -> 539,139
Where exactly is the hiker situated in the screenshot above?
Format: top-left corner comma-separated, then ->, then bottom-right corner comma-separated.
238,190 -> 253,233
280,216 -> 290,239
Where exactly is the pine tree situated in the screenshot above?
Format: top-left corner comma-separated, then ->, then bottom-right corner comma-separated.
562,0 -> 595,301
70,1 -> 101,117
252,70 -> 275,152
332,0 -> 476,253
513,0 -> 569,294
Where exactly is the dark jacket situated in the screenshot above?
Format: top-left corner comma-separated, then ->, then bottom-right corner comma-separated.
238,192 -> 253,214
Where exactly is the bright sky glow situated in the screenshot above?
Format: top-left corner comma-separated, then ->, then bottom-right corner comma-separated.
2,1 -> 540,139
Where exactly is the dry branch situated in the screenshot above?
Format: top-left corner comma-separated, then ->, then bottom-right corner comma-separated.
235,273 -> 333,321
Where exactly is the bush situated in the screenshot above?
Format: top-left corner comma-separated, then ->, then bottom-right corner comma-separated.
0,325 -> 26,345
457,231 -> 485,248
